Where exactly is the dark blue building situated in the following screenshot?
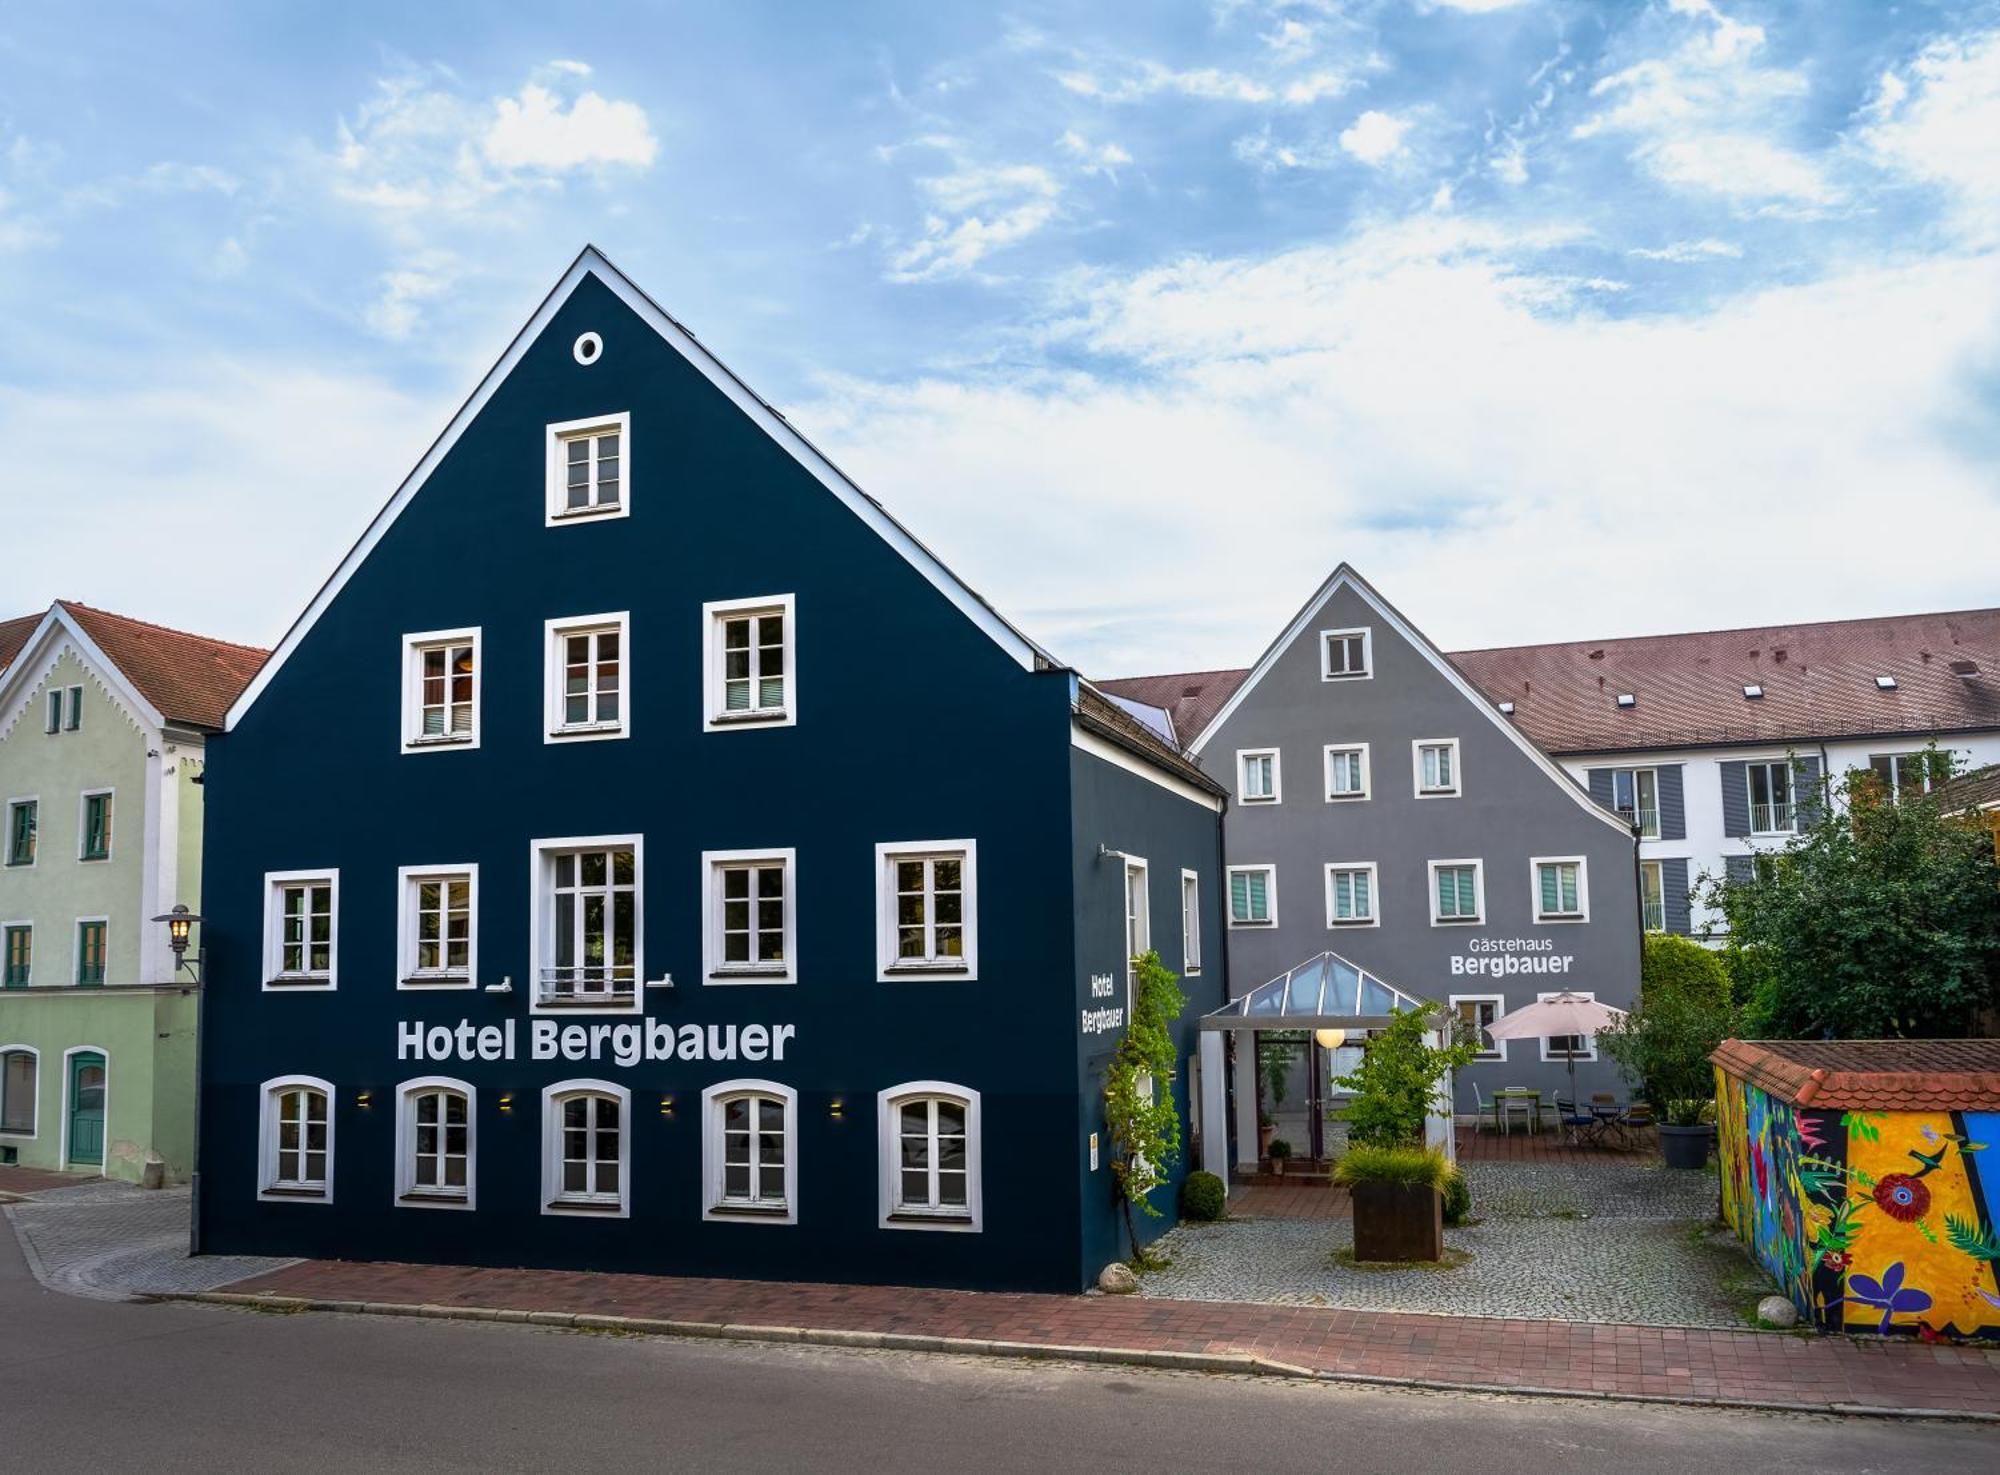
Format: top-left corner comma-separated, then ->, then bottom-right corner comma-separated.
197,249 -> 1225,1293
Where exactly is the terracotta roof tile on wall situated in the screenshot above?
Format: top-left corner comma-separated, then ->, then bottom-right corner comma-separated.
58,602 -> 268,731
0,613 -> 39,674
1096,669 -> 1248,748
1711,1038 -> 2000,1112
1074,683 -> 1226,797
1453,607 -> 2000,756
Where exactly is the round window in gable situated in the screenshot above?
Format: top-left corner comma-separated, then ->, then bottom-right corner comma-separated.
573,332 -> 603,366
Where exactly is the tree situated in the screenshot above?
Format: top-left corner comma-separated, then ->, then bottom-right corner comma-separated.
1104,950 -> 1187,1263
1700,753 -> 2000,1039
1333,1006 -> 1481,1150
1639,932 -> 1730,1010
1602,949 -> 1737,1125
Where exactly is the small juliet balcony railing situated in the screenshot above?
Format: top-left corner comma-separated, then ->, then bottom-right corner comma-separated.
1750,802 -> 1795,835
537,965 -> 637,1009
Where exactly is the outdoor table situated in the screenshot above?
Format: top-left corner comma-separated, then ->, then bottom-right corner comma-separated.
1490,1088 -> 1542,1135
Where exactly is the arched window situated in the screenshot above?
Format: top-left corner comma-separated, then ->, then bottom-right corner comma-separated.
396,1077 -> 476,1210
877,1082 -> 981,1232
258,1075 -> 335,1203
701,1080 -> 796,1224
542,1080 -> 629,1217
0,1046 -> 38,1137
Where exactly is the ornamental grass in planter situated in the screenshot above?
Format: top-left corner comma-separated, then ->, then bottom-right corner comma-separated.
1334,1144 -> 1450,1263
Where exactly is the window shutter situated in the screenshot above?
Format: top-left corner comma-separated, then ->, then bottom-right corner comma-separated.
1723,854 -> 1753,886
1719,762 -> 1750,838
1586,768 -> 1614,810
1793,755 -> 1823,823
1662,858 -> 1691,935
1657,765 -> 1686,841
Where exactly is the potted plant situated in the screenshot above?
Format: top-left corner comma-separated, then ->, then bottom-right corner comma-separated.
1602,936 -> 1737,1170
1267,1138 -> 1293,1177
1258,1112 -> 1276,1160
1334,1144 -> 1448,1262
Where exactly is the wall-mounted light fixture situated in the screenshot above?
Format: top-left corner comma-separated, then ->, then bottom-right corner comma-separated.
829,1098 -> 845,1119
150,904 -> 203,983
1314,1028 -> 1347,1051
356,1090 -> 373,1108
659,1094 -> 675,1116
498,1092 -> 514,1113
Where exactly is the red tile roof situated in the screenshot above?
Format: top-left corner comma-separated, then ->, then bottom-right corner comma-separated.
1711,1038 -> 2000,1112
55,602 -> 268,731
1106,607 -> 2000,757
0,613 -> 38,674
1455,607 -> 2000,755
1095,669 -> 1249,748
1073,683 -> 1226,797
1936,763 -> 2000,813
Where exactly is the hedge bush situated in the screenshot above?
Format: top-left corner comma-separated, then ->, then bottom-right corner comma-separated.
1640,932 -> 1731,1010
1442,1168 -> 1472,1226
1180,1170 -> 1227,1222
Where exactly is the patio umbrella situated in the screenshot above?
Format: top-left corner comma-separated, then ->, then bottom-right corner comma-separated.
1481,991 -> 1627,1103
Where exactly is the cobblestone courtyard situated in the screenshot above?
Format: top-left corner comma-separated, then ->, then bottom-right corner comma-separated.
3,1178 -> 293,1300
1142,1157 -> 1770,1328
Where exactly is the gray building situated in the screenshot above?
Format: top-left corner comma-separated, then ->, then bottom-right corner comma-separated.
1104,566 -> 1641,1133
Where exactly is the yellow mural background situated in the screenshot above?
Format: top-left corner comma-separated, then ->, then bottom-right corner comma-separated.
1842,1113 -> 1999,1337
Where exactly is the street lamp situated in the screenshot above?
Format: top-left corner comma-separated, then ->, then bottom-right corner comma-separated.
151,904 -> 203,982
1314,1027 -> 1347,1051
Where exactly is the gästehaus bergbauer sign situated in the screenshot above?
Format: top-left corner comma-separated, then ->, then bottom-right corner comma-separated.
1448,938 -> 1576,979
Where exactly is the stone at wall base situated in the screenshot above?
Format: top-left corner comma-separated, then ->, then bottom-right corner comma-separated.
1098,1262 -> 1139,1295
1756,1295 -> 1800,1329
141,1154 -> 166,1191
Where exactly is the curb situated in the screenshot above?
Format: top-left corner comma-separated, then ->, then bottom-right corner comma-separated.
152,1290 -> 1999,1424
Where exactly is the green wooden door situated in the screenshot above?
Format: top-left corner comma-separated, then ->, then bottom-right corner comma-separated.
68,1052 -> 106,1166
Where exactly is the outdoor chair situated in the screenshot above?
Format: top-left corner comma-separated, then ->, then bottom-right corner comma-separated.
1554,1095 -> 1601,1147
1611,1101 -> 1655,1150
1499,1088 -> 1537,1136
1470,1081 -> 1490,1132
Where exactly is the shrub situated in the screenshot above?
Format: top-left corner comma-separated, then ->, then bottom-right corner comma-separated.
1266,1138 -> 1293,1161
1180,1170 -> 1227,1222
1333,1006 -> 1482,1150
1441,1168 -> 1472,1226
1641,932 -> 1731,1010
1332,1143 -> 1451,1192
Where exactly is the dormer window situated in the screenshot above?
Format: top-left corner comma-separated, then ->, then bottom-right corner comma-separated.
1875,675 -> 1898,690
1616,692 -> 1636,708
1742,684 -> 1763,699
545,413 -> 630,524
1498,701 -> 1515,716
1320,627 -> 1372,681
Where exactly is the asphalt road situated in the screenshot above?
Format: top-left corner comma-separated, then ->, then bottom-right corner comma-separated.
0,1220 -> 1989,1473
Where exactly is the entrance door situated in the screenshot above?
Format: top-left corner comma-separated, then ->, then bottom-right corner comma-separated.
67,1052 -> 105,1167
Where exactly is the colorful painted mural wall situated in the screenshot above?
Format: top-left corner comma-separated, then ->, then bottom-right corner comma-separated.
1715,1067 -> 2000,1340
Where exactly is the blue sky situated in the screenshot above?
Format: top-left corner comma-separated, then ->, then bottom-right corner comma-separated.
3,0 -> 1997,675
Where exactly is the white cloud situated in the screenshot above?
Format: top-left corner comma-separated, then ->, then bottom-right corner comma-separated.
330,66 -> 657,216
1424,0 -> 1538,11
1058,131 -> 1133,178
1859,28 -> 2000,243
1339,110 -> 1412,166
1489,137 -> 1528,184
1576,1 -> 1839,209
1262,20 -> 1317,62
364,253 -> 458,339
888,162 -> 1061,281
796,220 -> 2000,674
482,83 -> 657,170
1628,238 -> 1742,262
1055,58 -> 1356,107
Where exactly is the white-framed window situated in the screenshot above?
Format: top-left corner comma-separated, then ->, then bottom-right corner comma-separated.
1747,760 -> 1794,835
542,1080 -> 630,1216
1325,863 -> 1379,928
878,1081 -> 981,1232
395,1077 -> 475,1210
1413,739 -> 1461,798
1323,744 -> 1369,801
1640,859 -> 1666,932
1610,767 -> 1659,838
531,836 -> 642,1013
396,865 -> 477,989
1450,995 -> 1507,1063
545,411 -> 630,524
1531,856 -> 1589,923
702,1079 -> 797,1224
262,870 -> 338,990
258,1075 -> 334,1203
1868,751 -> 1946,801
875,840 -> 977,980
1429,859 -> 1483,925
544,612 -> 630,742
1320,627 -> 1372,681
1,1045 -> 39,1136
702,848 -> 796,985
703,594 -> 796,730
1237,748 -> 1280,803
401,627 -> 481,751
1180,869 -> 1201,976
1227,864 -> 1276,927
1540,990 -> 1600,1063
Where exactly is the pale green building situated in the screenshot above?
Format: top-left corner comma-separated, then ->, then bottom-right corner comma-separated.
0,602 -> 264,1184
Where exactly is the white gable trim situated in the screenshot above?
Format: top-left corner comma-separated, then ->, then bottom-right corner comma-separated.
1190,565 -> 1630,834
227,247 -> 1045,730
0,608 -> 166,741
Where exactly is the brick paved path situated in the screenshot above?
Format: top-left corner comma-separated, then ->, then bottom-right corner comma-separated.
0,1165 -> 102,1196
222,1257 -> 2000,1416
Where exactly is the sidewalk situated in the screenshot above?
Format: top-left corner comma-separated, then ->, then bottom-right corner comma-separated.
208,1257 -> 2000,1419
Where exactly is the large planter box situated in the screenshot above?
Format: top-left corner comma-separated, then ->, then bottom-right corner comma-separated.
1658,1123 -> 1711,1170
1350,1182 -> 1444,1263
